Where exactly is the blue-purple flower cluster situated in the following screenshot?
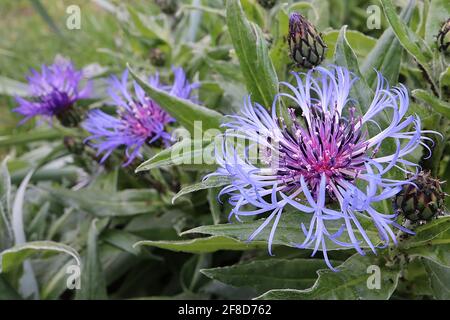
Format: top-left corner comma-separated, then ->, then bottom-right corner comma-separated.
15,57 -> 197,166
206,66 -> 434,270
14,57 -> 91,124
14,55 -> 434,270
83,67 -> 197,166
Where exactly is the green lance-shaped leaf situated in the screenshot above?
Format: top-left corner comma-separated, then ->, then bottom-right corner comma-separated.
11,170 -> 38,299
76,219 -> 107,300
0,241 -> 81,273
182,212 -> 380,251
43,187 -> 167,217
256,253 -> 400,300
334,26 -> 373,117
399,216 -> 450,267
380,0 -> 437,93
134,236 -> 266,254
102,230 -> 148,257
128,6 -> 170,45
0,158 -> 13,250
334,26 -> 394,158
423,259 -> 450,299
172,175 -> 231,204
201,258 -> 335,293
0,129 -> 63,148
128,64 -> 223,135
136,139 -> 217,173
323,30 -> 376,61
412,89 -> 450,119
362,0 -> 415,88
241,0 -> 265,28
226,0 -> 278,109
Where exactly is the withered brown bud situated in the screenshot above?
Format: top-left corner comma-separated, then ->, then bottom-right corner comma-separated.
288,12 -> 327,69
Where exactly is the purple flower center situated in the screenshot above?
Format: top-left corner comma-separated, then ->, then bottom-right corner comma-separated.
277,106 -> 369,200
13,57 -> 91,124
119,98 -> 173,142
38,89 -> 74,114
83,67 -> 197,166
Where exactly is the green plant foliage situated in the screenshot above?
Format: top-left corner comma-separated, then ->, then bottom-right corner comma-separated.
0,0 -> 449,301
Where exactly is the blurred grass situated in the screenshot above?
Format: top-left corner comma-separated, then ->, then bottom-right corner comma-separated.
0,0 -> 122,143
0,0 -> 120,78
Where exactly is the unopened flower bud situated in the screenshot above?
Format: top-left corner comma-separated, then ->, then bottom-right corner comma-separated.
395,171 -> 446,222
288,12 -> 327,69
155,0 -> 178,15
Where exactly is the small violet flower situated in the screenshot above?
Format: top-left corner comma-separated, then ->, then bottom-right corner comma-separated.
207,66 -> 436,270
13,57 -> 91,125
83,67 -> 197,166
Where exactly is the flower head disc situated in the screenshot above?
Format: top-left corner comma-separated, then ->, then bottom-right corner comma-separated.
13,56 -> 91,125
83,67 -> 198,166
208,66 -> 435,270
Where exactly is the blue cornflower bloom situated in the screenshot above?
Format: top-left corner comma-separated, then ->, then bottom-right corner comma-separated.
83,67 -> 198,166
207,66 -> 435,270
13,57 -> 92,124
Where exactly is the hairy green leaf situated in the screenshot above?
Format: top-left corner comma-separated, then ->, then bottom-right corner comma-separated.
256,254 -> 400,300
172,175 -> 231,204
423,259 -> 450,299
400,217 -> 450,267
0,241 -> 81,273
136,139 -> 217,172
334,26 -> 373,117
380,0 -> 436,91
182,212 -> 379,251
134,236 -> 265,254
128,65 -> 223,135
76,220 -> 107,299
362,1 -> 414,87
226,0 -> 278,108
412,89 -> 450,119
43,187 -> 166,217
201,258 -> 333,293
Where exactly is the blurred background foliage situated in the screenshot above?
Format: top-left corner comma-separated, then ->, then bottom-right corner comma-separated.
0,0 -> 449,300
